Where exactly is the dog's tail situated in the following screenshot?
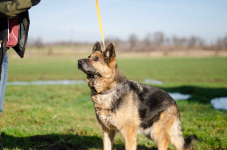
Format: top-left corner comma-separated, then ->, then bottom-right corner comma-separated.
184,134 -> 198,149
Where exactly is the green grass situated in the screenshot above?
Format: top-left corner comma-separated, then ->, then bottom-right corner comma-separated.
8,57 -> 227,83
0,56 -> 227,149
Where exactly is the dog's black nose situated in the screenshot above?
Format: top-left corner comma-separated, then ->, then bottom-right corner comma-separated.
78,59 -> 83,64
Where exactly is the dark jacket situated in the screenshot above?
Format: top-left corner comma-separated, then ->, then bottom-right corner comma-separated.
0,0 -> 41,79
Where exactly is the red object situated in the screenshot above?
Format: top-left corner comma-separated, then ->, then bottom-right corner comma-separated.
6,15 -> 19,49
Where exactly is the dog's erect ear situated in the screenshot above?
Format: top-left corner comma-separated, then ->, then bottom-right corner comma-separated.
104,43 -> 116,59
92,42 -> 102,53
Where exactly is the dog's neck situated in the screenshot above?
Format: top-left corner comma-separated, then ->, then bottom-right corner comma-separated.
87,67 -> 128,94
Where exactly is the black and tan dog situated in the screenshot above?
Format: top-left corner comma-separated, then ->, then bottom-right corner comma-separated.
78,42 -> 197,150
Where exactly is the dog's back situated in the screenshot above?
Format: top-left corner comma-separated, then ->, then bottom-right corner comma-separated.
129,80 -> 178,129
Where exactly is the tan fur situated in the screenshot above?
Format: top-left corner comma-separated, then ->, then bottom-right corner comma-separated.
153,106 -> 176,150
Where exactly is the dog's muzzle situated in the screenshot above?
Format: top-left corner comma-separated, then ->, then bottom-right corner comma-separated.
78,59 -> 100,76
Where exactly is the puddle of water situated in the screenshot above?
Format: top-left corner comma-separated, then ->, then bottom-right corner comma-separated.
7,80 -> 191,101
210,97 -> 227,111
144,79 -> 163,85
168,93 -> 191,100
7,80 -> 86,85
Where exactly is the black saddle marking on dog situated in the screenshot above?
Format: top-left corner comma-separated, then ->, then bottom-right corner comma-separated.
129,81 -> 177,129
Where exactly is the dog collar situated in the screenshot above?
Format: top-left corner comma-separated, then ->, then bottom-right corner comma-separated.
98,88 -> 115,95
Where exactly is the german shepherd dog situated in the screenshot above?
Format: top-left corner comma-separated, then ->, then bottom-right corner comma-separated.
78,42 -> 197,150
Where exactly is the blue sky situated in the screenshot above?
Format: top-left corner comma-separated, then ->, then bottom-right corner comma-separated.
29,0 -> 227,43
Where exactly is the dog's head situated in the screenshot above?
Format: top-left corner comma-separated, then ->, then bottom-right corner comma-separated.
78,42 -> 117,79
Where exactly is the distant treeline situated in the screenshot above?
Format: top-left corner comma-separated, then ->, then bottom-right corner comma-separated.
28,32 -> 227,51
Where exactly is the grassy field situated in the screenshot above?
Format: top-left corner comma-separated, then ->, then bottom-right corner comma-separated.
0,56 -> 227,149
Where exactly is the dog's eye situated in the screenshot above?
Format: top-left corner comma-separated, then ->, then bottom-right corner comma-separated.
88,55 -> 91,58
94,56 -> 99,61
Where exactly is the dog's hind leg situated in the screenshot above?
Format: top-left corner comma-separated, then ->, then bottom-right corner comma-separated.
153,126 -> 171,150
154,125 -> 170,150
102,126 -> 116,150
169,118 -> 184,150
153,106 -> 179,150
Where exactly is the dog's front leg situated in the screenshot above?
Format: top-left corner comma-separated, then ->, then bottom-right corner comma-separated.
102,126 -> 116,150
121,127 -> 137,150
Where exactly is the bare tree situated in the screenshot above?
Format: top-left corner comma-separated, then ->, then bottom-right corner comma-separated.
143,33 -> 154,51
164,37 -> 170,45
34,37 -> 44,48
172,36 -> 179,46
129,34 -> 138,50
154,32 -> 164,46
198,38 -> 205,47
144,34 -> 153,46
181,38 -> 188,46
224,33 -> 227,50
188,36 -> 198,48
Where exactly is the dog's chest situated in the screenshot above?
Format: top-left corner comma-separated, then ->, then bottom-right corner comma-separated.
92,94 -> 118,130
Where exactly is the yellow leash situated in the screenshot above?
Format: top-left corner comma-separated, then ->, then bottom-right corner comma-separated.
95,0 -> 105,50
